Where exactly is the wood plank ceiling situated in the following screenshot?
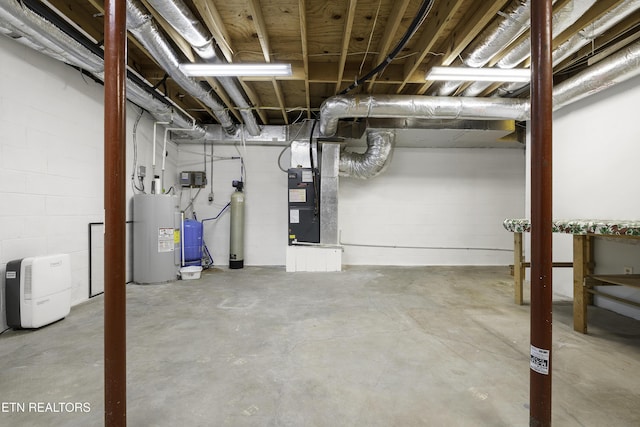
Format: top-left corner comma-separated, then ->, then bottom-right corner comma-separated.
41,0 -> 640,127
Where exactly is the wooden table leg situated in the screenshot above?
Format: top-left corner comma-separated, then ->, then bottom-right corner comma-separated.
514,232 -> 524,305
573,235 -> 588,333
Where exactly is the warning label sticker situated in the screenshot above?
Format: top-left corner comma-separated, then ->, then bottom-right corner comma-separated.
530,345 -> 550,375
158,228 -> 175,253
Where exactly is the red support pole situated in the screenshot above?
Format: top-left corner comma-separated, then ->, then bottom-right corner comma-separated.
104,0 -> 127,425
530,0 -> 553,426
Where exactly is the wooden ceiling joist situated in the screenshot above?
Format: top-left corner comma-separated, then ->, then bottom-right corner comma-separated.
335,0 -> 358,94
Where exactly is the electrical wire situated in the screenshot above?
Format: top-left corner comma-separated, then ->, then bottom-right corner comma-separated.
358,0 -> 383,76
308,119 -> 320,216
200,202 -> 231,222
339,0 -> 435,95
277,118 -> 317,173
130,108 -> 145,193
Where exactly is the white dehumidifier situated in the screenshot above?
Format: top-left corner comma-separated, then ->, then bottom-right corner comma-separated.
5,254 -> 71,329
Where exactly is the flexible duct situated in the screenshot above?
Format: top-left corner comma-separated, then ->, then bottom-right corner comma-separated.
430,0 -> 532,96
145,0 -> 261,136
0,0 -> 204,138
319,95 -> 530,136
339,130 -> 395,179
0,0 -> 103,73
553,39 -> 640,110
495,0 -> 640,97
126,0 -> 237,135
462,0 -> 598,97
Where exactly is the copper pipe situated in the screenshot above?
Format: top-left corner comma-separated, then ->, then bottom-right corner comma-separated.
104,0 -> 127,425
530,0 -> 553,426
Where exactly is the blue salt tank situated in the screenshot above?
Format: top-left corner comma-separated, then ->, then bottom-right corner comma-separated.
183,219 -> 203,266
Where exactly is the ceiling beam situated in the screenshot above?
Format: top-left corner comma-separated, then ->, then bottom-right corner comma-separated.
299,0 -> 311,119
416,0 -> 510,95
335,0 -> 358,94
248,0 -> 287,123
365,0 -> 411,93
191,0 -> 234,62
396,0 -> 466,94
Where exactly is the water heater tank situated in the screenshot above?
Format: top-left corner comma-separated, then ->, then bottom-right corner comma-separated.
133,194 -> 180,284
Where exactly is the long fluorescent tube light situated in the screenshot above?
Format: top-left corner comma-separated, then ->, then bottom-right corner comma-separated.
426,66 -> 530,82
179,63 -> 292,77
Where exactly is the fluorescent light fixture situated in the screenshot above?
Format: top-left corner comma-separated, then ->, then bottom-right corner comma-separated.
426,66 -> 530,82
179,63 -> 292,77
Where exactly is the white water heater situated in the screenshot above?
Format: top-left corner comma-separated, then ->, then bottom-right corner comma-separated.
5,254 -> 71,329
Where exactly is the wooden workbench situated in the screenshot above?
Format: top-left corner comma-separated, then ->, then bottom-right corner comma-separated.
503,219 -> 640,333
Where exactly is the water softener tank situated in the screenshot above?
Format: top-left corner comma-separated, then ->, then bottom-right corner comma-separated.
229,182 -> 245,269
183,219 -> 203,266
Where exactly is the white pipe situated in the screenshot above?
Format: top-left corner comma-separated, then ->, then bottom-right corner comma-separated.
152,121 -> 170,178
180,211 -> 185,268
161,118 -> 198,192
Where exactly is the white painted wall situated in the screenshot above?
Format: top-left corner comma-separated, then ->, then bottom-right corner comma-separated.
178,145 -> 525,268
177,145 -> 288,267
339,147 -> 526,265
0,36 -> 177,330
525,73 -> 640,319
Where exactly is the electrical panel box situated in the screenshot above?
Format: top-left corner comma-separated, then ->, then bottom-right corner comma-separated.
288,168 -> 320,244
180,171 -> 207,188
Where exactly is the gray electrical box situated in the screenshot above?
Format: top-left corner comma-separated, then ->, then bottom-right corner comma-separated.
288,168 -> 320,244
180,171 -> 207,187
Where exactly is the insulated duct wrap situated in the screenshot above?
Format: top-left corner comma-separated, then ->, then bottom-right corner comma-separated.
146,0 -> 261,136
319,95 -> 530,136
339,130 -> 395,179
497,0 -> 598,69
495,0 -> 640,97
553,39 -> 640,110
430,0 -> 532,96
0,0 -> 103,73
462,0 -> 598,97
126,0 -> 237,135
465,0 -> 532,68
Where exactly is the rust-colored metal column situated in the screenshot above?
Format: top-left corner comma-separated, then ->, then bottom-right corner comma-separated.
530,0 -> 553,426
104,0 -> 127,425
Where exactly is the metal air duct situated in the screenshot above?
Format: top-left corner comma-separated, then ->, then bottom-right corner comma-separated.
339,130 -> 395,179
145,0 -> 261,136
319,95 -> 530,136
126,0 -> 237,135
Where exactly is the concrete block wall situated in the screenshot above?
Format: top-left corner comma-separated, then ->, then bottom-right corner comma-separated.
0,36 -> 177,330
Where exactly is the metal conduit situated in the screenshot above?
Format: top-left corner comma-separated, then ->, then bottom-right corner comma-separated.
145,0 -> 261,136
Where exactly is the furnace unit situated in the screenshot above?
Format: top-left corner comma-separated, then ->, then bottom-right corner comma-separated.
288,168 -> 320,244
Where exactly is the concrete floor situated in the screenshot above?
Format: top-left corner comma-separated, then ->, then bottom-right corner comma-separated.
1,266 -> 639,426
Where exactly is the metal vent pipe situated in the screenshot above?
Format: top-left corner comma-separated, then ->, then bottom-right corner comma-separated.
145,0 -> 261,136
126,0 -> 237,135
